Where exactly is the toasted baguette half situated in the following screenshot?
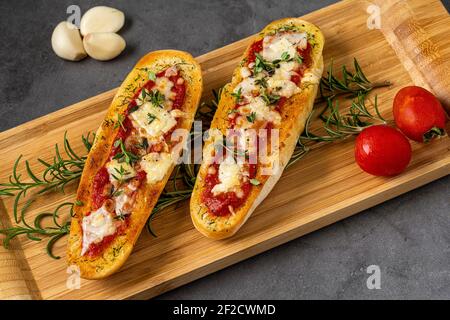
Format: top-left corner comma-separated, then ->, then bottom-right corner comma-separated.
190,18 -> 324,239
67,50 -> 202,279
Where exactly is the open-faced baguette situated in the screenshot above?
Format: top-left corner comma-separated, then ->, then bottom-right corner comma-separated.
67,50 -> 202,279
190,18 -> 324,239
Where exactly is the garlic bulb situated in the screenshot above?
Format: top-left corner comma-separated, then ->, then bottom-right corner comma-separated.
80,6 -> 125,36
51,21 -> 87,61
83,32 -> 126,61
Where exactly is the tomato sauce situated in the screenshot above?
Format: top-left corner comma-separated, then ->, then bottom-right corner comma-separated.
296,42 -> 312,77
85,169 -> 146,258
202,34 -> 313,218
110,117 -> 134,158
168,74 -> 186,109
247,39 -> 263,64
91,167 -> 110,211
276,96 -> 287,110
83,68 -> 185,257
201,163 -> 256,216
85,218 -> 129,258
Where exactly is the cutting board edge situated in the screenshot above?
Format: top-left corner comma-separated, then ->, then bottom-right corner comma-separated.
127,160 -> 450,300
1,0 -> 449,300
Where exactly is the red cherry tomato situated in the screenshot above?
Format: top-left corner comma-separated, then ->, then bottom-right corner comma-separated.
393,86 -> 447,142
355,125 -> 412,176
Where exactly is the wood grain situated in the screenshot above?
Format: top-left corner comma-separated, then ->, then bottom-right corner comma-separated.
373,0 -> 450,111
0,0 -> 449,300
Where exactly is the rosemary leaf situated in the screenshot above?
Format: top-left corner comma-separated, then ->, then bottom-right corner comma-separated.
0,132 -> 94,223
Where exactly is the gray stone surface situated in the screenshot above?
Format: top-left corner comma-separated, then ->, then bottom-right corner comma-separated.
0,0 -> 449,299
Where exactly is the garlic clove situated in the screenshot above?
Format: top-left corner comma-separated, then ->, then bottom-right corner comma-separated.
83,32 -> 126,61
80,6 -> 125,36
51,21 -> 87,61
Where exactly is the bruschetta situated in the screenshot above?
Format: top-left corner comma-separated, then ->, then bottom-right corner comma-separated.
190,18 -> 324,239
67,50 -> 202,279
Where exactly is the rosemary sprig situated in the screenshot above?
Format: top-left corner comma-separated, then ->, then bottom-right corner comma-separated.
0,132 -> 94,223
318,58 -> 391,102
0,202 -> 73,259
113,139 -> 140,165
287,59 -> 391,166
286,139 -> 310,169
286,92 -> 387,166
303,93 -> 387,143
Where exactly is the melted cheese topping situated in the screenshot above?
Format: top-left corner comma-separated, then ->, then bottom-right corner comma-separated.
271,61 -> 298,81
131,102 -> 177,138
81,206 -> 116,255
231,32 -> 308,130
237,96 -> 282,126
301,69 -> 321,84
154,77 -> 175,100
211,156 -> 242,195
281,32 -> 308,49
235,77 -> 257,96
262,32 -> 307,62
82,69 -> 187,254
202,129 -> 223,166
262,37 -> 297,61
240,67 -> 252,78
106,159 -> 136,182
115,191 -> 132,215
208,31 -> 310,200
267,79 -> 300,97
140,152 -> 173,184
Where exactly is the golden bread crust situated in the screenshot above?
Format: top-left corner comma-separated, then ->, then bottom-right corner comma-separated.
190,18 -> 324,239
67,50 -> 203,279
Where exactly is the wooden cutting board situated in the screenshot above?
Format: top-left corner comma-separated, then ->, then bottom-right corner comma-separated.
0,0 -> 449,300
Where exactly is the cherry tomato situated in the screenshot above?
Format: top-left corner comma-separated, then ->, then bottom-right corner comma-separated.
355,125 -> 411,176
393,86 -> 447,142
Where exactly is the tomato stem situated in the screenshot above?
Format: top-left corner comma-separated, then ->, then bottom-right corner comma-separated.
423,127 -> 445,143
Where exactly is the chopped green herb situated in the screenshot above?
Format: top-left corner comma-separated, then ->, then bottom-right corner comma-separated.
111,188 -> 123,197
149,90 -> 165,108
255,77 -> 268,88
140,88 -> 148,100
137,88 -> 166,108
114,212 -> 128,221
147,113 -> 157,124
112,139 -> 140,165
254,52 -> 292,75
295,55 -> 303,64
250,178 -> 260,186
114,114 -> 126,130
129,105 -> 139,113
74,200 -> 84,206
281,51 -> 290,61
254,53 -> 269,74
111,165 -> 132,183
260,92 -> 280,105
231,87 -> 243,103
246,112 -> 257,123
136,138 -> 149,150
270,24 -> 299,34
148,71 -> 156,81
